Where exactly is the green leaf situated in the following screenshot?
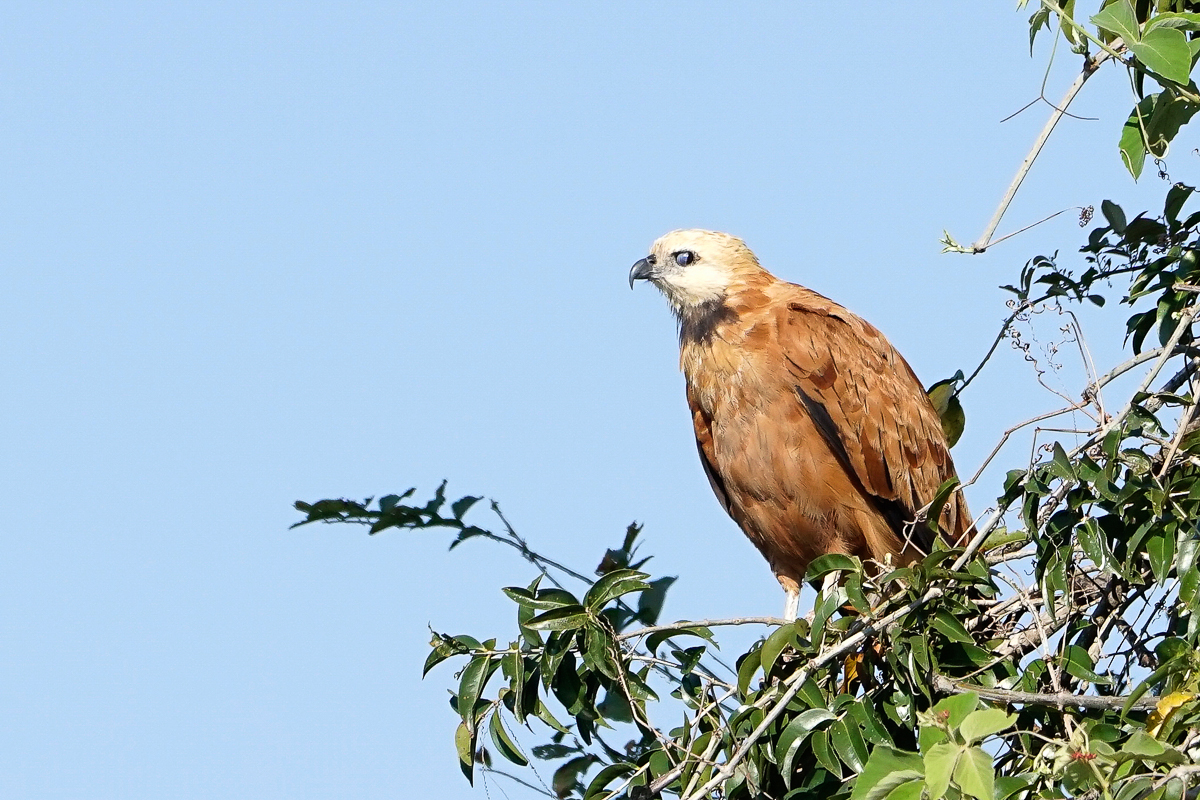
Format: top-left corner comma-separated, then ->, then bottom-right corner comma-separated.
931,691 -> 979,729
1124,730 -> 1167,757
1062,645 -> 1109,684
455,720 -> 475,784
958,709 -> 1016,744
451,495 -> 481,519
644,625 -> 715,656
779,709 -> 837,784
458,656 -> 492,730
923,742 -> 961,800
851,746 -> 925,800
737,647 -> 762,698
1147,531 -> 1176,584
931,610 -> 973,644
805,553 -> 861,581
502,586 -> 579,610
583,569 -> 650,611
887,779 -> 926,800
1121,96 -> 1158,179
1101,199 -> 1128,233
761,623 -> 797,676
831,717 -> 868,773
811,729 -> 842,777
488,711 -> 528,766
553,755 -> 598,798
1131,26 -> 1193,84
525,605 -> 590,631
583,763 -> 634,800
1092,0 -> 1139,42
953,746 -> 995,800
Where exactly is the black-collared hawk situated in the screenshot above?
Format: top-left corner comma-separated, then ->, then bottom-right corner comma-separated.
629,229 -> 970,619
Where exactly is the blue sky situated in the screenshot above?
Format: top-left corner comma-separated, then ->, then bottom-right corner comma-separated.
2,2 -> 1196,798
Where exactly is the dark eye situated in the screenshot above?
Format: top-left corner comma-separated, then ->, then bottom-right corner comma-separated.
674,251 -> 695,267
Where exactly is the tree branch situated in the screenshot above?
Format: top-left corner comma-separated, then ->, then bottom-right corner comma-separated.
933,674 -> 1160,711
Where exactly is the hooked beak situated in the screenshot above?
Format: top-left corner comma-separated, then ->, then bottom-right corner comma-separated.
628,257 -> 655,289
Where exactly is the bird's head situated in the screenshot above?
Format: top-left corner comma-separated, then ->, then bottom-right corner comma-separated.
628,229 -> 764,316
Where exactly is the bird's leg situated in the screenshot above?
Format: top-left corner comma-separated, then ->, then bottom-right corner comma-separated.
778,574 -> 801,622
820,571 -> 839,599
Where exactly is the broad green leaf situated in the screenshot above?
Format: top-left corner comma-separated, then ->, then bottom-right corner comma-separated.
811,729 -> 842,777
1124,729 -> 1168,757
644,625 -> 715,656
583,568 -> 650,611
1091,0 -> 1139,42
931,691 -> 979,729
887,779 -> 925,800
931,610 -> 973,644
502,586 -> 579,610
455,720 -> 475,784
488,711 -> 528,766
761,623 -> 797,676
458,656 -> 492,729
780,709 -> 837,786
1131,27 -> 1193,84
953,746 -> 995,800
737,647 -> 762,698
1121,96 -> 1157,179
958,709 -> 1016,744
1147,12 -> 1200,32
851,746 -> 924,800
525,605 -> 590,631
1147,531 -> 1175,583
583,763 -> 634,800
831,717 -> 868,773
924,742 -> 961,800
805,553 -> 861,581
1062,644 -> 1109,684
1101,199 -> 1128,233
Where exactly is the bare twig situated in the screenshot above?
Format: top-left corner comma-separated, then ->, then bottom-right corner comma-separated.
970,48 -> 1113,253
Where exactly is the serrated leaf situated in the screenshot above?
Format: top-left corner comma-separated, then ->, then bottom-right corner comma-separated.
811,729 -> 842,776
958,709 -> 1016,744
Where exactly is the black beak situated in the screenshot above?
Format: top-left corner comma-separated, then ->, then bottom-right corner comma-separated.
629,257 -> 654,289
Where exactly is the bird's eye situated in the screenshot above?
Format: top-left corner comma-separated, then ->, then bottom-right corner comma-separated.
674,251 -> 695,267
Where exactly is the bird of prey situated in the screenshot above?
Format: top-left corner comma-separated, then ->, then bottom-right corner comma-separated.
629,229 -> 971,620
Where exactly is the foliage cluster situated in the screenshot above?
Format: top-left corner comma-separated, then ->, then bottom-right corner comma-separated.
293,4 -> 1200,800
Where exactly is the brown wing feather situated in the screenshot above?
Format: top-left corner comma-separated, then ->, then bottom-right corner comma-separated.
776,290 -> 970,549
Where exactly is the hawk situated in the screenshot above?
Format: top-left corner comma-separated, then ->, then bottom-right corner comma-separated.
630,229 -> 970,619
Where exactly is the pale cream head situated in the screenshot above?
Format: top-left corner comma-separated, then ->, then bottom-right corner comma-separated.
628,229 -> 762,314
